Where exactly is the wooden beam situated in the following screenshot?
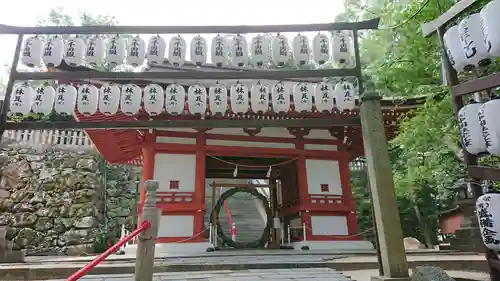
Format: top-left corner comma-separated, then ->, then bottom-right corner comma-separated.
10,68 -> 358,81
421,0 -> 477,37
452,71 -> 500,97
209,183 -> 269,188
3,117 -> 360,130
0,18 -> 380,35
468,165 -> 500,181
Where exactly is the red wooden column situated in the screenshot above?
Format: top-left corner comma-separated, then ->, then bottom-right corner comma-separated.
338,143 -> 358,237
294,131 -> 313,240
138,131 -> 156,227
193,131 -> 206,239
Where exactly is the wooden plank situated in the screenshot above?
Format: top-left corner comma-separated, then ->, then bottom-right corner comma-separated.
11,68 -> 358,81
421,0 -> 477,37
452,72 -> 500,97
0,18 -> 380,35
468,165 -> 500,181
3,117 -> 361,130
209,183 -> 269,188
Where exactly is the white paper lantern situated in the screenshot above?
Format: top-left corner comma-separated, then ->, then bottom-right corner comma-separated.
443,25 -> 468,73
271,82 -> 290,113
292,34 -> 310,65
293,83 -> 313,112
120,84 -> 142,116
211,35 -> 228,67
190,35 -> 208,66
165,84 -> 186,115
230,83 -> 249,114
21,36 -> 43,67
312,33 -> 330,65
251,35 -> 270,67
10,84 -> 34,115
458,13 -> 491,69
145,35 -> 166,66
479,99 -> 500,156
42,36 -> 64,67
272,34 -> 290,66
85,36 -> 106,66
106,35 -> 126,67
143,84 -> 165,116
231,35 -> 249,67
481,0 -> 500,58
334,81 -> 357,111
458,102 -> 487,155
168,35 -> 186,67
64,37 -> 86,67
99,84 -> 121,115
209,84 -> 228,115
251,83 -> 269,113
187,84 -> 207,115
314,82 -> 334,112
77,84 -> 99,116
332,31 -> 352,65
32,85 -> 55,115
127,36 -> 146,67
54,84 -> 77,115
476,194 -> 500,250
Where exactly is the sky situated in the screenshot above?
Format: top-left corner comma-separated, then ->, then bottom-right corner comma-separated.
0,0 -> 345,84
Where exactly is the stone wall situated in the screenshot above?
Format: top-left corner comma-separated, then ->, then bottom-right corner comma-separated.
0,147 -> 140,255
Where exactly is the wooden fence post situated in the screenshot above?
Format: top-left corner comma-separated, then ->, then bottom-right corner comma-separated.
134,180 -> 159,281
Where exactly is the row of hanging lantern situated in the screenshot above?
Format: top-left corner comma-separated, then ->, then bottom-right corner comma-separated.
20,31 -> 353,69
443,0 -> 500,72
9,81 -> 358,117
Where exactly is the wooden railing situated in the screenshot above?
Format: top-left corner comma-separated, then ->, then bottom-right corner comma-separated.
2,129 -> 94,150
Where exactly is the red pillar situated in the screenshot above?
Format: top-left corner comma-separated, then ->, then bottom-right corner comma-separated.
137,131 -> 156,226
339,144 -> 357,237
193,132 -> 206,239
295,136 -> 313,240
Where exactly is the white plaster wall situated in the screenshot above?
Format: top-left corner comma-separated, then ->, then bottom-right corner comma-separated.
206,139 -> 295,149
154,153 -> 196,192
305,159 -> 342,195
304,144 -> 338,151
158,215 -> 194,237
156,136 -> 196,144
310,215 -> 348,236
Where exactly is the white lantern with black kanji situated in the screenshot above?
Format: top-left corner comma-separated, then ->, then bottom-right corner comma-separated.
271,82 -> 290,113
293,83 -> 313,112
77,84 -> 99,116
479,99 -> 500,156
476,194 -> 500,251
314,81 -> 334,112
272,34 -> 290,66
334,81 -> 357,111
85,35 -> 106,66
143,84 -> 165,116
21,36 -> 43,67
165,84 -> 186,115
64,37 -> 86,67
230,83 -> 249,114
209,83 -> 228,115
332,31 -> 352,65
458,14 -> 491,69
190,36 -> 207,66
32,85 -> 55,115
127,36 -> 146,67
458,102 -> 487,155
10,84 -> 34,116
211,35 -> 228,67
481,0 -> 500,58
292,34 -> 310,65
251,83 -> 269,113
187,84 -> 207,115
54,84 -> 77,115
146,35 -> 166,65
251,35 -> 270,67
120,84 -> 142,116
99,84 -> 121,115
106,35 -> 126,67
42,36 -> 64,67
169,35 -> 186,66
312,33 -> 330,65
443,25 -> 468,73
231,34 -> 249,67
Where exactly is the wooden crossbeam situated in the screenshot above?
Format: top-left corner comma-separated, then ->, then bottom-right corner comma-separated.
421,0 -> 477,37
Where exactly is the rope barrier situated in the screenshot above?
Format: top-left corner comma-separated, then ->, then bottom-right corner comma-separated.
206,153 -> 298,168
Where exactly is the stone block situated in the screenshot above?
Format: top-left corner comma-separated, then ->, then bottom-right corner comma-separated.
371,276 -> 410,281
410,266 -> 455,281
